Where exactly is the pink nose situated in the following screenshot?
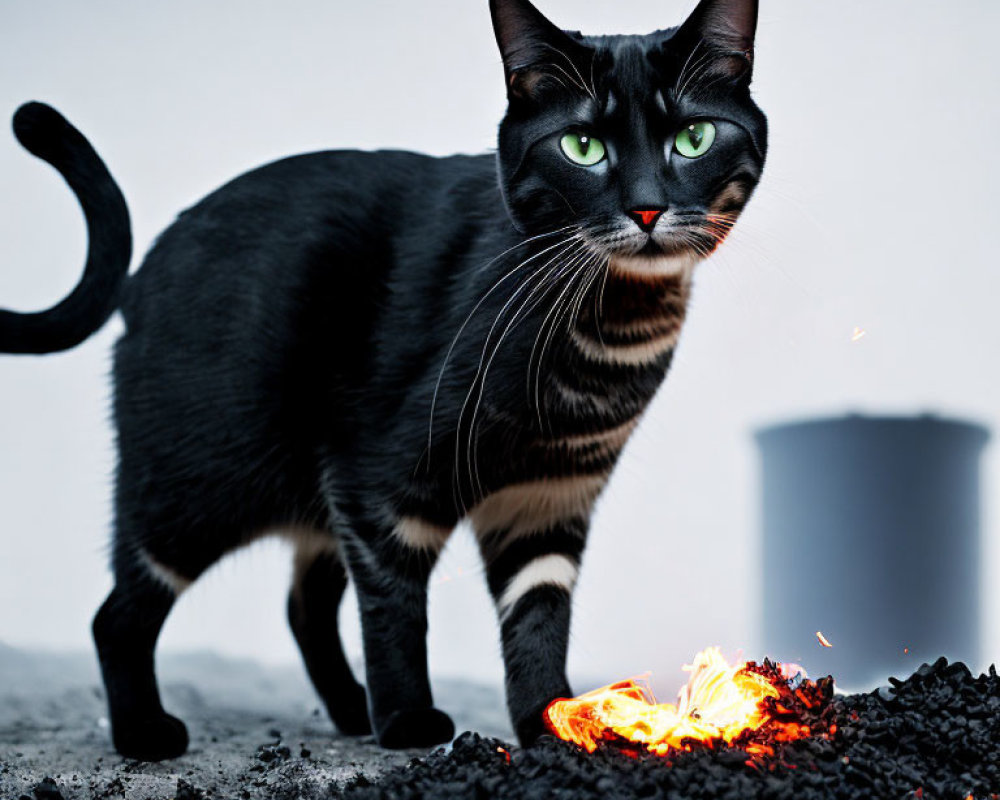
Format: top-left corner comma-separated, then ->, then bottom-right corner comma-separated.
628,208 -> 664,232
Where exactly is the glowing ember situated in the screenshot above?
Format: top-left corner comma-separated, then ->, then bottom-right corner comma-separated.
545,647 -> 831,758
816,631 -> 833,648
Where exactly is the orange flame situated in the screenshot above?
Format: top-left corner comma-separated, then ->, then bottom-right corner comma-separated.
545,647 -> 818,757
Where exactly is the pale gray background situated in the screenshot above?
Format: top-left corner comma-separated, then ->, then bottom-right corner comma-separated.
1,0 -> 998,700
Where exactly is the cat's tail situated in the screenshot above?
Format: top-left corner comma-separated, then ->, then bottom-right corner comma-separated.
0,102 -> 131,354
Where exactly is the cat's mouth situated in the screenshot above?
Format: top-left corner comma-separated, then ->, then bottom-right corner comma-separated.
582,221 -> 725,261
635,238 -> 662,256
635,237 -> 686,258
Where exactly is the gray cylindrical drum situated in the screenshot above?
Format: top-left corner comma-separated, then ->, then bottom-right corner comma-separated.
756,415 -> 988,689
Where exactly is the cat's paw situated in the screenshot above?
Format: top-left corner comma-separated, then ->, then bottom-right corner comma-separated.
112,712 -> 189,761
515,712 -> 551,747
376,707 -> 455,749
513,696 -> 565,747
329,684 -> 372,736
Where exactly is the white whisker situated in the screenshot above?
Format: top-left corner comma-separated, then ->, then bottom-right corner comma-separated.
534,253 -> 605,432
424,231 -> 579,475
540,43 -> 597,101
454,238 -> 585,507
527,245 -> 599,432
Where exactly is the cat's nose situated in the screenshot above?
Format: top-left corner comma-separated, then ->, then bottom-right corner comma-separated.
627,208 -> 664,233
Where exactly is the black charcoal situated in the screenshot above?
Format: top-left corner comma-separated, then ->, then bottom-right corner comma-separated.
334,659 -> 1000,800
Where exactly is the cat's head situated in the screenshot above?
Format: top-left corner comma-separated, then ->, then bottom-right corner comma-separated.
491,0 -> 767,274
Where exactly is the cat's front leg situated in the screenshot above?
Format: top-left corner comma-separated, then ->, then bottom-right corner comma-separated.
340,516 -> 456,749
475,496 -> 592,744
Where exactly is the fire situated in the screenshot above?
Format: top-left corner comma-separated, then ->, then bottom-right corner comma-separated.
545,647 -> 828,758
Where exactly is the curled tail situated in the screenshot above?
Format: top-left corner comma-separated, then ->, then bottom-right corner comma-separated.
1,102 -> 131,354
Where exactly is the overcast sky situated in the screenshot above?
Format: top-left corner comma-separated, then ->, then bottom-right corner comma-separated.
1,0 -> 998,701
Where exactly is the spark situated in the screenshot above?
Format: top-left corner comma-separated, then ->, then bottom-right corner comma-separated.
816,631 -> 833,648
850,326 -> 867,343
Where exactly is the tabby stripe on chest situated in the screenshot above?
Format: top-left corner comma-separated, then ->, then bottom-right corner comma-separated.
549,416 -> 638,456
570,326 -> 681,366
570,257 -> 692,368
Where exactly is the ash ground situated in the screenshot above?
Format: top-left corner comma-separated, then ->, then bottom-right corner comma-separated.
0,643 -> 511,800
6,646 -> 998,800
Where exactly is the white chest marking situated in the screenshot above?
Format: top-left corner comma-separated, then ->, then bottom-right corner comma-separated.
609,253 -> 697,281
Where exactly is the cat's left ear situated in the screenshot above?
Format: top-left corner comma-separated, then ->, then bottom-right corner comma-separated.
673,0 -> 758,81
489,0 -> 593,102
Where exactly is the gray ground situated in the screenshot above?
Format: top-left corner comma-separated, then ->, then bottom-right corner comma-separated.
0,642 -> 512,799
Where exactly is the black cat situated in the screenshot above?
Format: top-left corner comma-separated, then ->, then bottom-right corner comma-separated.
1,0 -> 766,760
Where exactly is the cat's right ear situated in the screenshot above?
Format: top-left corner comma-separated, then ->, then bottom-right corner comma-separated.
672,0 -> 759,82
489,0 -> 592,103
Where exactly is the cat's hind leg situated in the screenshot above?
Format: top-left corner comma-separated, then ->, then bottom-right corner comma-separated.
340,516 -> 456,749
287,533 -> 370,736
92,550 -> 191,761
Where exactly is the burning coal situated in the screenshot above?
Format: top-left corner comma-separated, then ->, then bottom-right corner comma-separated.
335,656 -> 1000,800
544,647 -> 832,758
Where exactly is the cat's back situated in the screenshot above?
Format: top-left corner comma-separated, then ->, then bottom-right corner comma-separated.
122,149 -> 432,311
119,146 -> 498,338
112,146 -> 498,428
136,147 -> 491,251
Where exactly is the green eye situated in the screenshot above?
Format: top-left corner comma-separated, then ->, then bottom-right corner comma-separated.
559,133 -> 606,166
674,121 -> 716,158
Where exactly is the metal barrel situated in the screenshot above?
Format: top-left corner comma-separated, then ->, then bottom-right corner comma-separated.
756,415 -> 989,689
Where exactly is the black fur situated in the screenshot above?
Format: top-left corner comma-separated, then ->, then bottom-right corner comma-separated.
1,0 -> 766,760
